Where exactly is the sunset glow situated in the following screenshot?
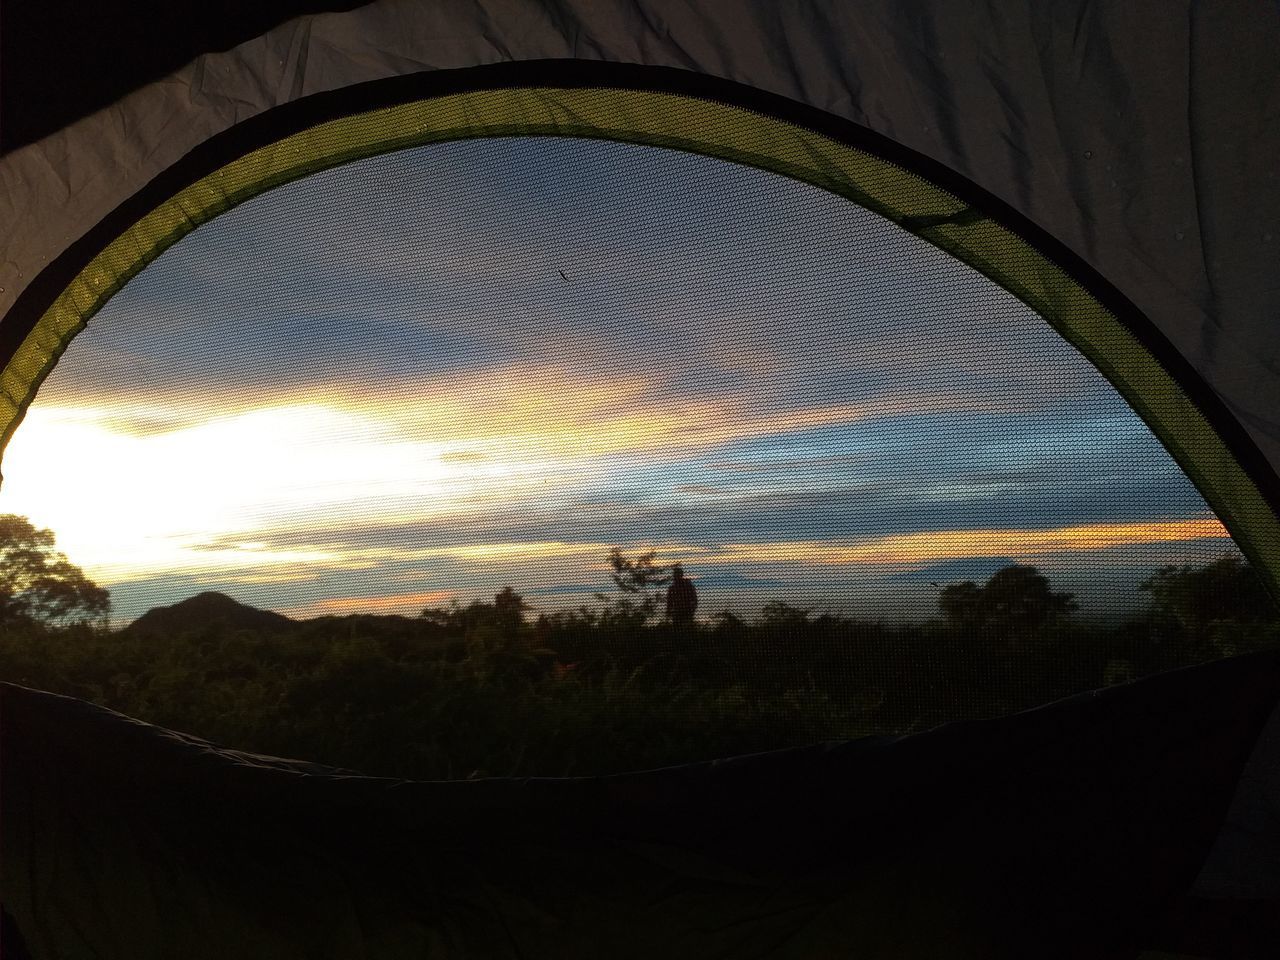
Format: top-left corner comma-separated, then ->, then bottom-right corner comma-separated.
0,137 -> 1244,622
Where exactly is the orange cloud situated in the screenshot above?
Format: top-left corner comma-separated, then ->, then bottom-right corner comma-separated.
282,589 -> 456,619
709,519 -> 1230,566
30,359 -> 960,459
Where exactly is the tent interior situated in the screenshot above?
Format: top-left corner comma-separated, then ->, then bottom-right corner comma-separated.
1,2 -> 1278,957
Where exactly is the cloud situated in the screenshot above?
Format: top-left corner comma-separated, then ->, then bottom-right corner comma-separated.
279,589 -> 456,619
890,556 -> 1020,583
39,136 -> 1114,433
3,136 -> 1246,624
686,572 -> 787,589
702,520 -> 1230,567
132,518 -> 1230,591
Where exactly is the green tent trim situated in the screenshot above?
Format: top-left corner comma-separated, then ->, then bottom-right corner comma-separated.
2,83 -> 1275,594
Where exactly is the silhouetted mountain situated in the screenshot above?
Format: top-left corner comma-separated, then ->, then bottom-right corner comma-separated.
123,592 -> 294,637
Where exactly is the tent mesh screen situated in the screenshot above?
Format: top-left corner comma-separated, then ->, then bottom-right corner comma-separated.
1,135 -> 1275,778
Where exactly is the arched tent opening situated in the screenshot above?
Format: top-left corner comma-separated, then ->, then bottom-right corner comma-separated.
2,63 -> 1276,757
3,64 -> 1278,596
2,65 -> 1277,562
2,8 -> 1279,960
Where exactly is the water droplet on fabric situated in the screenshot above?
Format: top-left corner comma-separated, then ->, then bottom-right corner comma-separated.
1083,150 -> 1093,160
1175,230 -> 1186,241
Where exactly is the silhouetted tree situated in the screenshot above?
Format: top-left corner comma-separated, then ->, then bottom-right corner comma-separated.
420,588 -> 529,641
600,547 -> 672,623
938,564 -> 1076,637
493,586 -> 529,637
711,609 -> 747,638
420,600 -> 464,630
1141,555 -> 1276,633
0,514 -> 109,627
938,581 -> 984,630
1138,555 -> 1279,661
759,600 -> 813,629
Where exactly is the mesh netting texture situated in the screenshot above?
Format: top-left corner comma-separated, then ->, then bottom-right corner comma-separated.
2,132 -> 1274,778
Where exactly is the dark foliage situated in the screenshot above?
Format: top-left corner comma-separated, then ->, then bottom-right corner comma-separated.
939,564 -> 1077,638
0,514 -> 110,627
1,549 -> 1276,780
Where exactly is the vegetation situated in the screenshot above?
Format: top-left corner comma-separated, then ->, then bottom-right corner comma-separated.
1,516 -> 1277,780
939,565 -> 1077,638
0,515 -> 109,628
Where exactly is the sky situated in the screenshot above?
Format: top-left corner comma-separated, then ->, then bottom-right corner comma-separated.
0,137 -> 1240,623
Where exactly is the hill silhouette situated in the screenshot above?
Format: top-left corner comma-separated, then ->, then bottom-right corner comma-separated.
123,591 -> 295,637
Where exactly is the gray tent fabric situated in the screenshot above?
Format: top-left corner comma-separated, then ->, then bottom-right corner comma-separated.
1193,693 -> 1280,901
2,4 -> 1279,956
1,0 -> 1278,478
4,654 -> 1280,959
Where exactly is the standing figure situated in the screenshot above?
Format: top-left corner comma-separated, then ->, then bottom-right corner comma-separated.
666,564 -> 698,625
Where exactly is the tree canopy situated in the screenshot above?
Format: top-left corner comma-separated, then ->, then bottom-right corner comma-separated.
0,542 -> 1275,781
1141,555 -> 1275,633
600,547 -> 673,623
0,514 -> 110,627
938,564 -> 1077,636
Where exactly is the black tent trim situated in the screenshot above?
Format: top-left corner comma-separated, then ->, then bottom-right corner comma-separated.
1,59 -> 1276,595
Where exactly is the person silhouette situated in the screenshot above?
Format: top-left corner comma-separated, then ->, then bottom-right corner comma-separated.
665,564 -> 698,625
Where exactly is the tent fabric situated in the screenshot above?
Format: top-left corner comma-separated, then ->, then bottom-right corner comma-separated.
1195,694 -> 1280,901
1,0 -> 1278,510
3,654 -> 1280,958
0,1 -> 371,152
1,3 -> 1278,955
